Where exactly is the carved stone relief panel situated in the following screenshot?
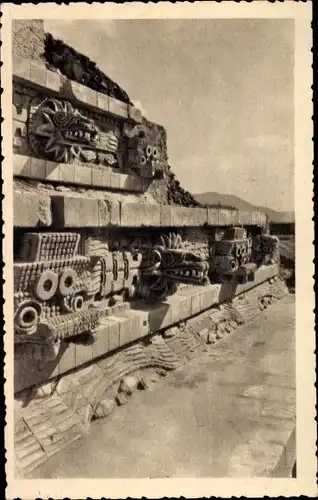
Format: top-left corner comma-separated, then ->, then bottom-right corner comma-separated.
14,232 -> 98,355
180,228 -> 210,261
27,97 -> 120,167
210,226 -> 253,278
13,83 -> 45,155
13,79 -> 169,181
123,121 -> 168,178
13,224 -> 279,357
252,234 -> 280,266
13,230 -> 144,357
136,232 -> 210,302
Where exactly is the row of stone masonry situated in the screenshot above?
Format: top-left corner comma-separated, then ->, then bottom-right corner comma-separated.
14,186 -> 267,229
13,54 -> 141,121
14,225 -> 279,397
14,275 -> 288,478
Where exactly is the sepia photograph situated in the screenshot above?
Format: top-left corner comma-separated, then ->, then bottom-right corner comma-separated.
2,2 -> 314,498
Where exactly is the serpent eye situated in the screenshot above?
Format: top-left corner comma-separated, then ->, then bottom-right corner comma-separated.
184,252 -> 200,262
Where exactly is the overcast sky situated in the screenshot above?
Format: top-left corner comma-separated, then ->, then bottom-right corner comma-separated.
44,19 -> 294,212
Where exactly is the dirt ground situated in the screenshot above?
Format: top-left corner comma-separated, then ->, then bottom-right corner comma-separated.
29,294 -> 295,479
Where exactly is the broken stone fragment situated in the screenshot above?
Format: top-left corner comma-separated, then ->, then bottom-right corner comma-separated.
206,331 -> 217,344
93,398 -> 115,419
81,404 -> 94,427
150,335 -> 166,345
224,323 -> 233,334
163,327 -> 178,338
198,327 -> 209,343
116,392 -> 130,406
216,323 -> 225,339
137,372 -> 159,391
118,375 -> 139,396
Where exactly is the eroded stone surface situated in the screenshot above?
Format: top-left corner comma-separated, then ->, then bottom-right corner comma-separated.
14,279 -> 289,477
23,294 -> 295,479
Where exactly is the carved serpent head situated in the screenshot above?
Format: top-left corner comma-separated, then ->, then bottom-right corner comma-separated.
142,233 -> 209,285
28,98 -> 101,163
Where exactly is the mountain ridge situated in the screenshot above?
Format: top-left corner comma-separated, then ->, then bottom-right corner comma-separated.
193,191 -> 295,223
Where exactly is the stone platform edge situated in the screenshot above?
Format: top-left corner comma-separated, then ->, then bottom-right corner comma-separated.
14,188 -> 267,228
15,264 -> 279,394
13,54 -> 142,122
14,154 -> 147,194
14,273 -> 291,480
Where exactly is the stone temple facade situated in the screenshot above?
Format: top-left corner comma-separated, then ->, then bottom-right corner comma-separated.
12,20 -> 287,477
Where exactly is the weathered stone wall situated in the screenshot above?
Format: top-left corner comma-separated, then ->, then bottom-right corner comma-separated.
14,274 -> 289,478
11,20 -> 288,479
12,20 -> 46,64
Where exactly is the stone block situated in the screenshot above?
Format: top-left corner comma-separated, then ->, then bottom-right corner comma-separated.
238,210 -> 266,226
110,172 -> 121,189
97,199 -> 111,226
84,87 -> 98,108
108,200 -> 121,226
128,175 -> 145,192
74,165 -> 92,185
30,157 -> 46,179
170,207 -> 207,227
14,190 -> 52,228
13,154 -> 31,177
176,294 -> 193,321
69,81 -> 89,103
146,303 -> 171,332
14,359 -> 40,394
118,310 -> 142,343
30,62 -> 47,88
160,205 -> 172,227
101,168 -> 112,187
44,161 -> 60,181
92,325 -> 111,359
59,163 -> 75,183
46,69 -> 61,92
119,174 -> 130,189
12,55 -> 31,80
13,121 -> 28,152
191,292 -> 202,316
230,210 -> 240,225
120,202 -> 160,227
14,354 -> 59,394
13,105 -> 28,123
97,92 -> 109,111
200,285 -> 221,311
55,374 -> 78,396
101,317 -> 121,352
207,208 -> 219,226
109,96 -> 128,118
128,105 -> 143,123
57,342 -> 76,376
51,196 -> 100,227
168,295 -> 188,325
194,208 -> 208,226
121,175 -> 133,191
117,316 -> 131,347
92,168 -> 103,187
75,342 -> 94,369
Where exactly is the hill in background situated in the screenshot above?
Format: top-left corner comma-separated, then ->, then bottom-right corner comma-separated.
193,191 -> 295,223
